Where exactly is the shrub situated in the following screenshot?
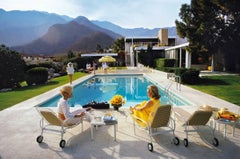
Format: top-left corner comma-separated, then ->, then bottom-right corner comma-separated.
157,67 -> 174,72
0,45 -> 26,89
155,58 -> 175,67
174,68 -> 200,84
164,59 -> 176,67
26,62 -> 53,70
174,68 -> 188,76
182,69 -> 200,84
26,67 -> 48,85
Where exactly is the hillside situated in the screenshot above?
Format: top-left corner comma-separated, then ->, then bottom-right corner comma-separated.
69,32 -> 114,52
12,21 -> 115,55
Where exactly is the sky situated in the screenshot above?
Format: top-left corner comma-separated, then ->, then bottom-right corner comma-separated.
0,0 -> 190,29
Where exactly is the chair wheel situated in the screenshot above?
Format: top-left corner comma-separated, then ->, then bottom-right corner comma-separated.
212,137 -> 219,147
183,138 -> 188,147
36,135 -> 43,143
148,143 -> 153,152
60,140 -> 66,148
173,137 -> 180,145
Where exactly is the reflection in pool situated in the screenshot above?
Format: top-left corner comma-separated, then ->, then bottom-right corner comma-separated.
40,75 -> 194,107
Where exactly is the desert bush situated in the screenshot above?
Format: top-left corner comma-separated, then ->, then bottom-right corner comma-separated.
25,67 -> 48,85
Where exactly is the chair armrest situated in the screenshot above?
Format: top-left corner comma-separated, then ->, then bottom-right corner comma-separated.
132,115 -> 147,124
131,114 -> 149,127
62,117 -> 83,127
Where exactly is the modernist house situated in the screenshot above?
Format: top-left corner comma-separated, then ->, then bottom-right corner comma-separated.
124,29 -> 192,69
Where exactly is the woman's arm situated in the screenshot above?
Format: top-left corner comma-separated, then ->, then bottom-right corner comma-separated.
61,101 -> 75,118
135,100 -> 153,110
74,112 -> 85,118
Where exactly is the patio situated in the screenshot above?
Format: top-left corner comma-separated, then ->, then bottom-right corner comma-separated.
0,68 -> 239,159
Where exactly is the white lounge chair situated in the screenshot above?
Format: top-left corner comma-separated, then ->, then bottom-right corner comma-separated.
174,108 -> 219,147
132,104 -> 180,152
35,107 -> 83,148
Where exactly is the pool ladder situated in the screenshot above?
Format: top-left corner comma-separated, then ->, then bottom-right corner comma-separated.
165,73 -> 181,91
164,73 -> 181,105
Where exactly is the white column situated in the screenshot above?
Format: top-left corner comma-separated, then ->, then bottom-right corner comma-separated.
179,48 -> 182,68
136,51 -> 138,66
185,50 -> 191,68
130,46 -> 134,66
211,54 -> 214,72
130,38 -> 134,66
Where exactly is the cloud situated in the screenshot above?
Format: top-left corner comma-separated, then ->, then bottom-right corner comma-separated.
0,0 -> 190,28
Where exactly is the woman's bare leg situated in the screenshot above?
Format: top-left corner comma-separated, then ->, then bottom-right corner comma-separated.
69,74 -> 73,84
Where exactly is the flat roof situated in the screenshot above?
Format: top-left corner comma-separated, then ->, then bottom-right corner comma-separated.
81,53 -> 118,57
165,42 -> 189,51
125,36 -> 176,43
125,37 -> 159,43
135,46 -> 170,51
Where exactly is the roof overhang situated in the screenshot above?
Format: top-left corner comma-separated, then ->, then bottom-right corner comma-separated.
81,53 -> 118,57
135,46 -> 171,51
165,42 -> 189,51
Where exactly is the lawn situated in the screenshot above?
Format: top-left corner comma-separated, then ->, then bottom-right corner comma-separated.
0,72 -> 87,111
189,75 -> 240,106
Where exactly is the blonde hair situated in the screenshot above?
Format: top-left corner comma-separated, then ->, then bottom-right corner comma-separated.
60,85 -> 73,95
147,85 -> 160,99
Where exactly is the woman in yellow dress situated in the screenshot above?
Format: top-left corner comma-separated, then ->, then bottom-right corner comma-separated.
130,85 -> 161,122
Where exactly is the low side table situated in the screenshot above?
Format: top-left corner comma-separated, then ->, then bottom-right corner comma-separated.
214,118 -> 238,139
90,116 -> 118,141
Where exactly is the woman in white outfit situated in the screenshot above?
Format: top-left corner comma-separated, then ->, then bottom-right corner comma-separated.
57,85 -> 91,125
66,62 -> 74,84
102,62 -> 108,74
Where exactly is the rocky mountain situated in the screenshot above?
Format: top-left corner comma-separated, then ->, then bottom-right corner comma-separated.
74,16 -> 120,39
12,20 -> 117,55
69,32 -> 115,52
0,9 -> 71,46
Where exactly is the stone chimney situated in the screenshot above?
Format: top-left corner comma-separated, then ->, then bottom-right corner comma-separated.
158,29 -> 168,46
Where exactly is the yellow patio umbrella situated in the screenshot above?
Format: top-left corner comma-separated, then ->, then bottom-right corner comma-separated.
99,56 -> 116,63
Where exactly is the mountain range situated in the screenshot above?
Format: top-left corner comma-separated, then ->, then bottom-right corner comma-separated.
0,9 -> 70,47
0,9 -> 177,55
92,20 -> 177,37
12,15 -> 123,55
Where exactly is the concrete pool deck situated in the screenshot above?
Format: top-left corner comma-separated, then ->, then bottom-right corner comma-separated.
0,68 -> 239,159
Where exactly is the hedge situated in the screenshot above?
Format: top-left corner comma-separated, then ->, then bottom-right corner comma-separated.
25,67 -> 48,85
175,68 -> 200,84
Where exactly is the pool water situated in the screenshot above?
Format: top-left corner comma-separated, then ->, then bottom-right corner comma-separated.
40,75 -> 193,107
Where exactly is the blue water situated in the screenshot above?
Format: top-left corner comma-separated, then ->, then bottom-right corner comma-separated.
40,74 -> 193,107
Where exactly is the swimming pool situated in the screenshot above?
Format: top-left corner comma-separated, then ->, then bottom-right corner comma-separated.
40,74 -> 194,107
